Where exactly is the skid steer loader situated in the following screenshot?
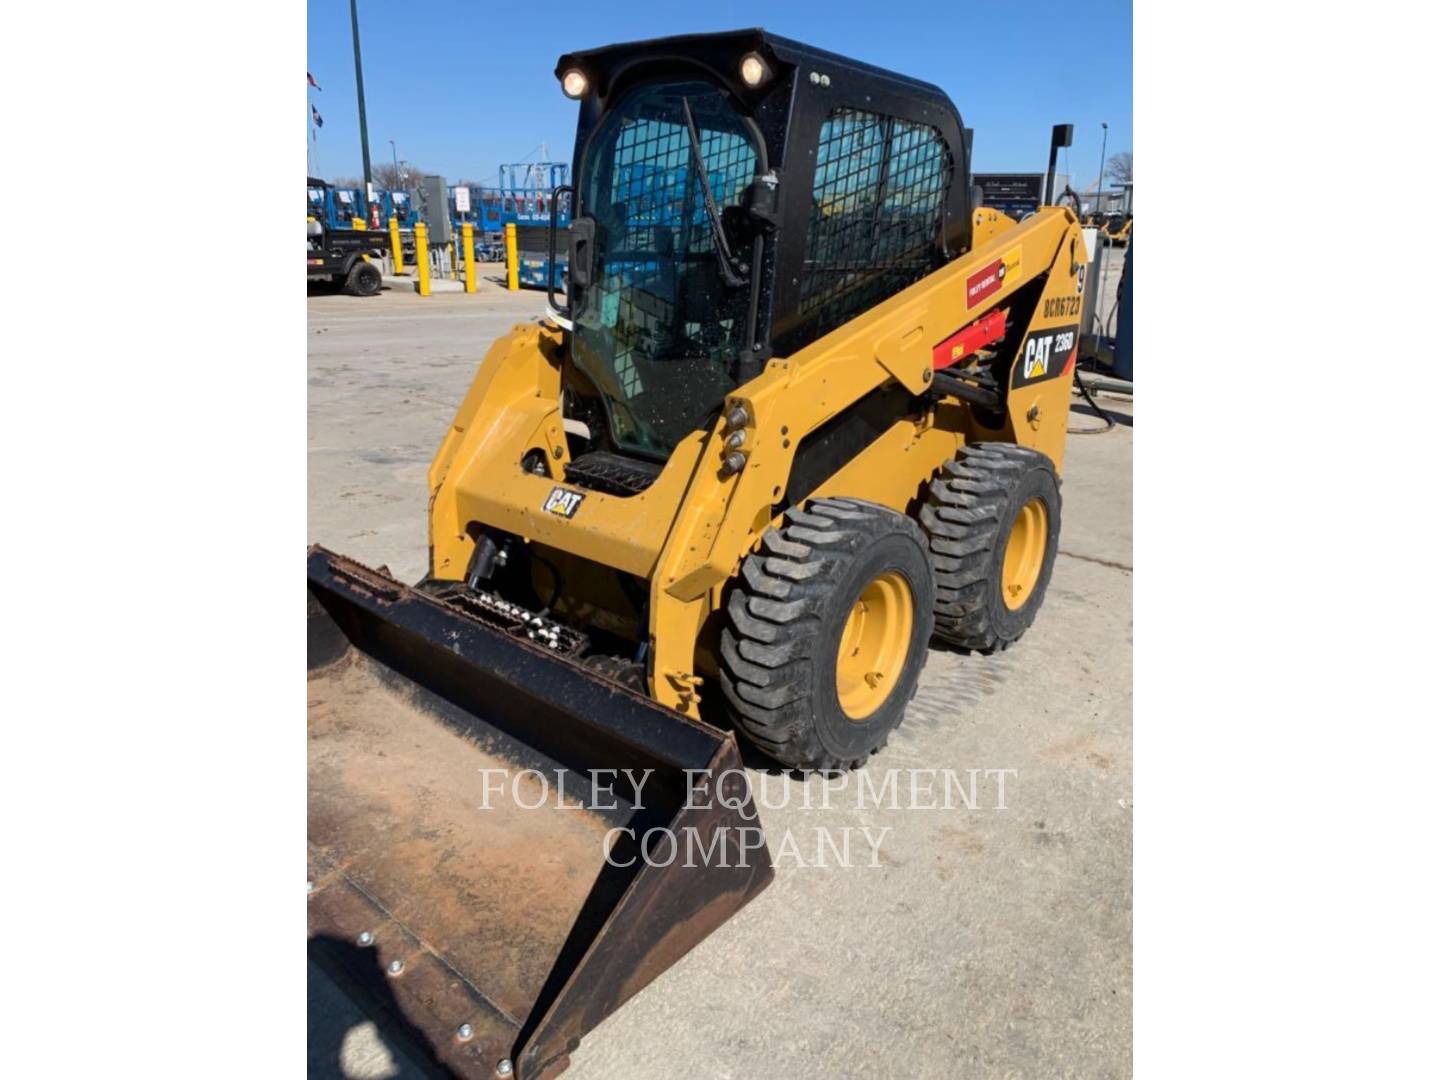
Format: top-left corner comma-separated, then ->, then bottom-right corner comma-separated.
309,29 -> 1087,1079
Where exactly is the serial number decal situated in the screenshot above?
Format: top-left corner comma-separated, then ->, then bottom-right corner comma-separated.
1042,294 -> 1082,319
1012,324 -> 1079,389
542,487 -> 585,518
965,245 -> 1022,309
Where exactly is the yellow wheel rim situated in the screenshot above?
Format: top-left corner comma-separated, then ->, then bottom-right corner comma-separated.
835,571 -> 914,721
1002,497 -> 1048,610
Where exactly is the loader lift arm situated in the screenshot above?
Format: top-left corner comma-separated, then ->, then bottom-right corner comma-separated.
645,205 -> 1086,711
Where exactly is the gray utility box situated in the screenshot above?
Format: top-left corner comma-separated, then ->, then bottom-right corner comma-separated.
418,174 -> 451,245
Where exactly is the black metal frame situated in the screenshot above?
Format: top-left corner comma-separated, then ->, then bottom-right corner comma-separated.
547,183 -> 575,316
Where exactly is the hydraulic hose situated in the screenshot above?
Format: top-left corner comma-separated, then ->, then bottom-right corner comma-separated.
1068,369 -> 1116,434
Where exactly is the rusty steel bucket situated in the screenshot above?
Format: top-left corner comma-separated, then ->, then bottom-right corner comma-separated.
307,548 -> 773,1079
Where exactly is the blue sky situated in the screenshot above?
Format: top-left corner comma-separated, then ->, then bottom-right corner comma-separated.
307,0 -> 1131,189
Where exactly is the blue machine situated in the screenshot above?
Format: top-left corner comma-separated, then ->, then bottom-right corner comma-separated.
502,164 -> 572,279
474,187 -> 507,233
488,163 -> 573,288
326,186 -> 364,229
404,164 -> 575,280
382,190 -> 420,231
307,181 -> 328,222
370,189 -> 420,263
471,188 -> 508,260
447,185 -> 503,261
307,179 -> 368,231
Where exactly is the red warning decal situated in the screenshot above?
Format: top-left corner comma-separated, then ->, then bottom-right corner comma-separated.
965,246 -> 1022,309
966,260 -> 1005,308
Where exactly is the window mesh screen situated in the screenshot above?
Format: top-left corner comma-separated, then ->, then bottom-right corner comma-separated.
594,108 -> 755,403
794,109 -> 952,347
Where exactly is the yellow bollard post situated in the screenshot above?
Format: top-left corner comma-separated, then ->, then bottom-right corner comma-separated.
388,216 -> 404,274
505,222 -> 519,292
353,216 -> 370,262
463,223 -> 476,294
415,222 -> 431,297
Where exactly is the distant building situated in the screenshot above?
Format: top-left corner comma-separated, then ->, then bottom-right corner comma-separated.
1079,182 -> 1132,217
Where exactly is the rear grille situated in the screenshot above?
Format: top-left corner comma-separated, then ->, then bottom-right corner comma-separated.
564,451 -> 662,497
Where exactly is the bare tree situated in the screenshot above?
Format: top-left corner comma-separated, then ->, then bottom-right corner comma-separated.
329,166 -> 426,191
1104,151 -> 1133,185
373,162 -> 421,191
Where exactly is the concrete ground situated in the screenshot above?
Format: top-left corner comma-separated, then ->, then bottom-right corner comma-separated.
308,269 -> 1133,1079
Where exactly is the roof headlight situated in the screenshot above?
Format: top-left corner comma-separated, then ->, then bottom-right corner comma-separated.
561,69 -> 589,98
739,53 -> 769,87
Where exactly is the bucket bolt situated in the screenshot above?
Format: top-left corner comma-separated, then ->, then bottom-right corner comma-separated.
457,1023 -> 475,1042
496,1060 -> 513,1077
356,931 -> 373,946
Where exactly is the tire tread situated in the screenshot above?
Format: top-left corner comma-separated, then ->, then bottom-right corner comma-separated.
720,497 -> 930,770
921,443 -> 1060,652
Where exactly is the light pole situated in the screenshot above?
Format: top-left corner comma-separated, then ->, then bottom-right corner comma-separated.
1095,122 -> 1109,213
389,139 -> 400,188
349,0 -> 373,194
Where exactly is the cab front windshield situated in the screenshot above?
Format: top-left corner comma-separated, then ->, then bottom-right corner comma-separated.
572,79 -> 759,457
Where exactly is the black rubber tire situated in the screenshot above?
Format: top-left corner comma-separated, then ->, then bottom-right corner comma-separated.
719,497 -> 936,771
920,443 -> 1062,652
344,260 -> 382,297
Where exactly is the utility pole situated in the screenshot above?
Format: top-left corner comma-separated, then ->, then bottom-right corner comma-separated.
349,0 -> 373,193
389,139 -> 399,188
1095,122 -> 1109,211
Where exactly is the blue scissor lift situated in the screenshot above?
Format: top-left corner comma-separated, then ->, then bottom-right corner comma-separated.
503,163 -> 571,289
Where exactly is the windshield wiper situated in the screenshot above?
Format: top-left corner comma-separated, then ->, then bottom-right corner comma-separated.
680,97 -> 748,289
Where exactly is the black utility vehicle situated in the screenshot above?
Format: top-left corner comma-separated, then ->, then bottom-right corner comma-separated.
306,176 -> 388,296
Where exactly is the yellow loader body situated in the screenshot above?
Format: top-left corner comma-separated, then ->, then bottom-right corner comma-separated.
310,29 -> 1090,1080
428,205 -> 1086,713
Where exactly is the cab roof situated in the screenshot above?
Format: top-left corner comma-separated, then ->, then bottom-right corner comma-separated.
556,28 -> 956,116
